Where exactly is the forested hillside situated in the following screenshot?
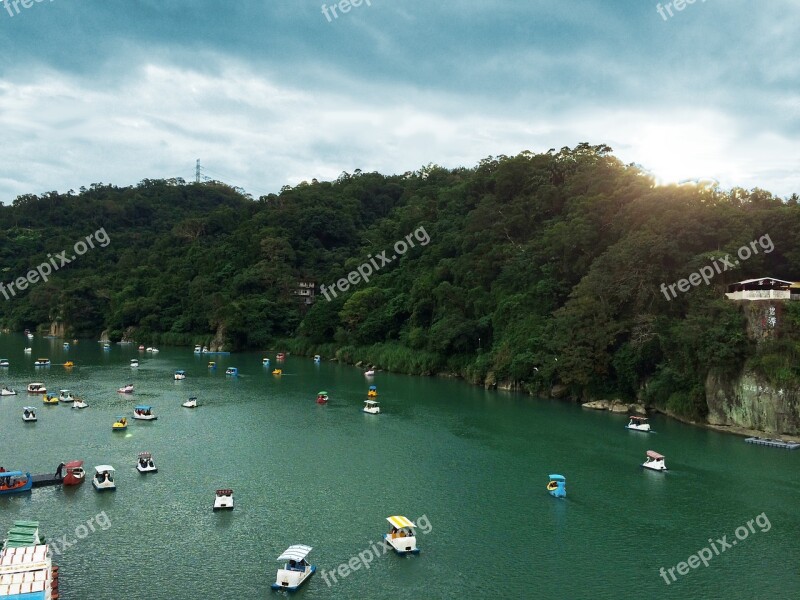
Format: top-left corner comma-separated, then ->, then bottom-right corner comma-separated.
2,144 -> 799,422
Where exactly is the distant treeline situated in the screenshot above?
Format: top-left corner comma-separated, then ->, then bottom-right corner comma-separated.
2,144 -> 799,419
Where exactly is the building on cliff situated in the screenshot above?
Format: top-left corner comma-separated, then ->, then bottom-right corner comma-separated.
725,278 -> 800,301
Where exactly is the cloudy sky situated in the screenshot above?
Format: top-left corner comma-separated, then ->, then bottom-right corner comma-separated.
0,0 -> 798,201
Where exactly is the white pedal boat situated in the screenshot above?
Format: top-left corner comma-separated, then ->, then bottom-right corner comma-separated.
363,399 -> 380,414
182,397 -> 198,408
625,416 -> 652,432
213,489 -> 234,510
642,450 -> 668,471
136,452 -> 158,473
384,516 -> 419,554
270,545 -> 315,591
22,407 -> 37,422
92,465 -> 116,491
133,405 -> 157,420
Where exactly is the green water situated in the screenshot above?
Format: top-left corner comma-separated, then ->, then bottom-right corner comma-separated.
0,336 -> 798,599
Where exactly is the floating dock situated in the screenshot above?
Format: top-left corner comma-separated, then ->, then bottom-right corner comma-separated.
744,437 -> 800,450
30,473 -> 63,488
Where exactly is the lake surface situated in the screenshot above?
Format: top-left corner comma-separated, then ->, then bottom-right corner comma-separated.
0,336 -> 798,599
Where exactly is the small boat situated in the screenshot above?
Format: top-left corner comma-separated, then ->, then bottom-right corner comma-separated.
316,391 -> 329,404
201,346 -> 208,353
364,369 -> 375,377
182,396 -> 198,408
0,471 -> 33,495
133,405 -> 157,420
27,382 -> 46,394
22,406 -> 37,422
138,345 -> 145,351
363,399 -> 380,414
43,395 -> 59,405
262,358 -> 270,366
136,452 -> 157,474
63,460 -> 85,485
625,416 -> 652,432
174,370 -> 186,380
117,384 -> 134,394
92,465 -> 116,491
225,367 -> 238,376
34,358 -> 50,366
368,385 -> 378,397
26,332 -> 34,340
384,516 -> 420,554
270,545 -> 316,591
23,347 -> 31,353
276,353 -> 285,361
130,359 -> 139,368
208,361 -> 216,369
1,386 -> 17,396
547,474 -> 566,498
151,347 -> 159,354
313,354 -> 321,363
72,399 -> 88,409
112,416 -> 128,431
59,389 -> 74,403
194,345 -> 202,353
213,489 -> 234,510
145,347 -> 153,352
63,342 -> 69,350
0,359 -> 9,367
64,361 -> 74,368
103,343 -> 111,350
642,450 -> 667,471
272,369 -> 282,375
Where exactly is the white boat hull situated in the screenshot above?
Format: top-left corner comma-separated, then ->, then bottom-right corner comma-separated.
363,406 -> 380,414
384,533 -> 418,554
1,390 -> 17,396
22,416 -> 37,422
643,459 -> 667,471
92,478 -> 116,491
182,401 -> 197,408
72,402 -> 88,409
133,415 -> 157,420
174,375 -> 185,380
626,424 -> 651,432
272,566 -> 315,591
137,464 -> 157,473
213,496 -> 234,510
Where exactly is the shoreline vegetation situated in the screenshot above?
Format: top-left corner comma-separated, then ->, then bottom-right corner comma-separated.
3,145 -> 800,436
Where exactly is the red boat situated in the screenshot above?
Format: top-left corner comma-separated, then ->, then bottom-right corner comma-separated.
276,353 -> 286,361
62,460 -> 86,485
316,391 -> 329,405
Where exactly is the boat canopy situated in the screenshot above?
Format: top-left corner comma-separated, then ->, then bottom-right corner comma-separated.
28,383 -> 44,387
94,465 -> 115,473
138,452 -> 152,459
629,416 -> 648,421
369,385 -> 377,390
64,460 -> 83,469
60,389 -> 71,393
364,399 -> 378,405
277,544 -> 312,562
318,391 -> 328,395
386,516 -> 416,530
548,474 -> 566,481
646,450 -> 665,460
216,489 -> 233,495
188,396 -> 198,401
0,471 -> 25,478
23,406 -> 36,411
175,370 -> 186,374
134,405 -> 152,411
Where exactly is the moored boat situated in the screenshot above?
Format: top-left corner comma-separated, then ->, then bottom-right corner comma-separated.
63,460 -> 86,485
136,452 -> 158,474
642,450 -> 667,471
547,474 -> 566,498
112,416 -> 128,431
316,391 -> 329,404
182,396 -> 198,408
27,383 -> 46,394
59,389 -> 74,403
133,405 -> 157,420
22,407 -> 37,422
34,358 -> 50,367
92,465 -> 116,491
1,386 -> 17,396
384,516 -> 420,554
72,398 -> 88,409
117,384 -> 134,394
213,489 -> 234,510
174,370 -> 186,380
363,399 -> 380,414
270,545 -> 316,591
0,520 -> 58,599
0,471 -> 33,495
